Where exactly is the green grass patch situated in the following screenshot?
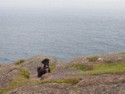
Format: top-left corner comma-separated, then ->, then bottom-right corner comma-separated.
55,78 -> 81,85
0,68 -> 30,94
0,67 -> 30,94
87,56 -> 99,62
119,52 -> 125,54
33,78 -> 81,85
79,62 -> 125,75
19,68 -> 30,78
0,77 -> 29,94
50,65 -> 56,71
15,59 -> 25,65
66,64 -> 88,71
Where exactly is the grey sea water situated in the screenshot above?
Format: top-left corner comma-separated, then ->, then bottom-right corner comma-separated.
0,9 -> 125,63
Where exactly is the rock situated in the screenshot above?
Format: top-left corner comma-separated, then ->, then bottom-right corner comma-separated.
0,64 -> 20,88
69,56 -> 89,65
9,83 -> 72,94
20,55 -> 58,74
77,74 -> 125,87
1,53 -> 125,94
97,57 -> 103,61
102,53 -> 125,63
9,82 -> 125,94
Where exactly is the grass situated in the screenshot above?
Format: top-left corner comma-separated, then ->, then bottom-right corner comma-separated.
8,67 -> 30,79
50,65 -> 56,71
33,78 -> 81,85
19,68 -> 30,78
0,77 -> 29,94
54,78 -> 81,85
79,62 -> 125,75
87,56 -> 99,62
66,64 -> 88,71
15,59 -> 25,65
0,68 -> 30,94
120,52 -> 125,54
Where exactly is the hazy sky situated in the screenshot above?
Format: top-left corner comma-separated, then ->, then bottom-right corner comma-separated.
0,0 -> 125,10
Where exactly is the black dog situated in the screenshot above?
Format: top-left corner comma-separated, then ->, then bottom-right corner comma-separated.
37,59 -> 51,78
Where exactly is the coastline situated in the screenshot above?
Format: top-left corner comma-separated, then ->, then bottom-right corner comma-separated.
0,52 -> 125,94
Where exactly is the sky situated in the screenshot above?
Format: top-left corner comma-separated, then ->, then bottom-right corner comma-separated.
0,0 -> 125,10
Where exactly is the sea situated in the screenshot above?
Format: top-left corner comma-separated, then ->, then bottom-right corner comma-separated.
0,8 -> 125,63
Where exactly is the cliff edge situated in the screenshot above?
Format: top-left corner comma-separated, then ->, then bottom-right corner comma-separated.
0,52 -> 125,94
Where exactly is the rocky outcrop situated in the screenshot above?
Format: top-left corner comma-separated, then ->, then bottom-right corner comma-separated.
102,53 -> 125,63
21,55 -> 58,74
0,55 -> 58,93
69,53 -> 125,65
0,53 -> 125,94
9,83 -> 125,94
0,64 -> 20,89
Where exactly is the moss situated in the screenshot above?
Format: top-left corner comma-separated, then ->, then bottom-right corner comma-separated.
0,77 -> 29,94
19,68 -> 30,78
87,56 -> 99,62
79,62 -> 125,75
15,59 -> 25,65
66,64 -> 88,71
33,78 -> 81,85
